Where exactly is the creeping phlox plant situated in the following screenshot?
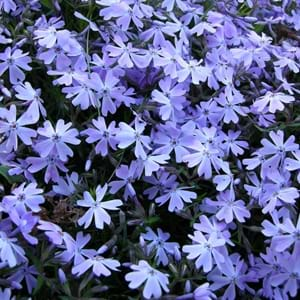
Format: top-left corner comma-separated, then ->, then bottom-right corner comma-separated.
0,0 -> 300,299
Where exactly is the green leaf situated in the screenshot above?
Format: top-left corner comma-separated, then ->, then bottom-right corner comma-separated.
33,275 -> 45,296
40,0 -> 53,9
144,215 -> 160,226
0,165 -> 23,184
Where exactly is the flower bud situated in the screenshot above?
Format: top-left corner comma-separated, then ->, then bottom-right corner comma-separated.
184,280 -> 192,293
58,268 -> 67,284
85,159 -> 91,171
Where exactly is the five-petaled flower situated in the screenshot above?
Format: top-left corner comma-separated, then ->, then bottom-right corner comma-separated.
77,184 -> 122,230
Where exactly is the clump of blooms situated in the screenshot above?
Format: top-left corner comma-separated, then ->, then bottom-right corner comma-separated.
0,0 -> 300,299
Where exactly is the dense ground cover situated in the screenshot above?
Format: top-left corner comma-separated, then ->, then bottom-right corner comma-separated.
0,0 -> 300,299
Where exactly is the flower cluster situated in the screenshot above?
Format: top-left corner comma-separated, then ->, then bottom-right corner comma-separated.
0,0 -> 300,299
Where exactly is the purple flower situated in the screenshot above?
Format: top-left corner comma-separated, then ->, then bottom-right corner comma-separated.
77,184 -> 122,230
269,250 -> 300,298
34,25 -> 62,48
0,47 -> 32,84
35,119 -> 80,161
135,153 -> 170,177
193,283 -> 217,300
285,150 -> 300,182
260,130 -> 298,158
99,1 -> 144,30
62,76 -> 98,110
8,210 -> 39,245
183,231 -> 225,272
0,288 -> 14,300
194,215 -> 234,246
14,82 -> 46,123
125,260 -> 169,299
86,71 -> 123,116
270,215 -> 300,252
220,130 -> 248,156
0,0 -> 16,13
177,59 -> 210,84
154,39 -> 185,78
155,185 -> 196,212
261,185 -> 299,214
116,118 -> 151,159
105,35 -> 139,69
0,105 -> 37,152
191,21 -> 216,36
0,26 -> 12,44
151,77 -> 186,121
3,183 -> 44,214
141,227 -> 180,266
213,174 -> 234,192
82,117 -> 118,156
153,121 -> 195,163
52,172 -> 79,196
8,263 -> 38,294
48,65 -> 85,86
57,232 -> 95,266
72,247 -> 120,277
214,87 -> 249,124
162,0 -> 188,12
208,254 -> 255,300
37,220 -> 71,246
143,170 -> 177,200
206,191 -> 251,224
7,159 -> 35,181
0,231 -> 26,267
183,134 -> 229,179
109,162 -> 138,200
253,92 -> 295,113
27,153 -> 68,183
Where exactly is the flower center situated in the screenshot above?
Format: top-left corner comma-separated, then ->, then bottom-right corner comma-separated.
17,193 -> 26,201
52,133 -> 61,142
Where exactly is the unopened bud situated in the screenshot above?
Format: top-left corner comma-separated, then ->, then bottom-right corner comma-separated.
58,268 -> 67,284
139,235 -> 146,248
98,245 -> 108,254
184,280 -> 192,293
174,247 -> 181,261
1,87 -> 11,98
85,159 -> 91,171
244,16 -> 257,22
234,178 -> 240,185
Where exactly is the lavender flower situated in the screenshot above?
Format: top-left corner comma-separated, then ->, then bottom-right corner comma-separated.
0,231 -> 26,267
109,162 -> 138,200
82,117 -> 117,156
77,184 -> 122,229
125,260 -> 169,299
3,182 -> 44,214
0,47 -> 31,84
0,0 -> 16,13
0,105 -> 36,152
206,191 -> 251,224
72,246 -> 120,277
253,92 -> 295,113
14,81 -> 46,123
155,185 -> 197,212
141,227 -> 180,266
35,119 -> 80,161
208,254 -> 255,300
58,232 -> 94,265
8,263 -> 38,294
183,231 -> 225,272
116,118 -> 151,159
